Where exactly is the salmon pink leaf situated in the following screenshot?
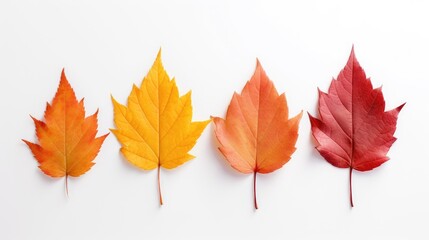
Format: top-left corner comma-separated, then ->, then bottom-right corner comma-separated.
213,60 -> 302,209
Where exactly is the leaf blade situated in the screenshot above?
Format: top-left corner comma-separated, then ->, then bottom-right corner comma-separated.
23,69 -> 109,190
213,60 -> 302,208
309,47 -> 405,206
111,49 -> 210,204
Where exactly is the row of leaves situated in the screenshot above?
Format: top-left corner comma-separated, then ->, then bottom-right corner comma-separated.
23,48 -> 404,209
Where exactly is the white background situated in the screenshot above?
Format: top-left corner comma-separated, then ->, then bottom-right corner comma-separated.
1,0 -> 428,239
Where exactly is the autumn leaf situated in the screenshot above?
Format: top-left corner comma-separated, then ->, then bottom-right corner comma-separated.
212,60 -> 302,209
308,47 -> 405,207
23,69 -> 109,194
111,49 -> 210,205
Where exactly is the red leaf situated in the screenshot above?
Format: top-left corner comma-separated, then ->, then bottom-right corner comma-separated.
308,47 -> 405,207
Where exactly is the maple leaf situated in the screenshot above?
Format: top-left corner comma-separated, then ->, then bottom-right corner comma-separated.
212,60 -> 302,209
111,49 -> 210,205
308,47 -> 405,207
23,69 -> 109,195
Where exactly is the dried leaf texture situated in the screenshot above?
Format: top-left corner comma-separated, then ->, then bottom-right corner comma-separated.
213,60 -> 302,209
308,47 -> 405,207
23,70 -> 109,194
111,50 -> 210,205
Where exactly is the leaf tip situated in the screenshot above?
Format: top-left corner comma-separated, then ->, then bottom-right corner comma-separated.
397,102 -> 406,112
100,132 -> 110,140
317,87 -> 324,97
210,115 -> 222,124
348,45 -> 359,65
60,68 -> 67,83
255,58 -> 265,73
156,48 -> 162,62
307,112 -> 319,125
58,69 -> 74,96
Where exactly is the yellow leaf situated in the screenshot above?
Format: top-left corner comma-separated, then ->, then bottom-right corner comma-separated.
111,49 -> 210,205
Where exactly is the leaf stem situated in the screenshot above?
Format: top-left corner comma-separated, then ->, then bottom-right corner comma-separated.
158,165 -> 163,206
65,175 -> 69,198
349,167 -> 354,207
253,171 -> 258,210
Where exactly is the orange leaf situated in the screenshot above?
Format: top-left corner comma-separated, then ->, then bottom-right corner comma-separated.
23,70 -> 109,195
212,60 -> 302,209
